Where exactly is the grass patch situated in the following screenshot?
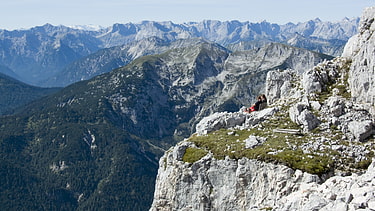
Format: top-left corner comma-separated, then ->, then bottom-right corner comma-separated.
182,147 -> 208,163
187,124 -> 334,175
275,150 -> 332,174
314,58 -> 352,104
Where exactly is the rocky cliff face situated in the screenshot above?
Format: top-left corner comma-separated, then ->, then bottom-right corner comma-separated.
151,142 -> 375,210
343,7 -> 375,110
150,7 -> 375,211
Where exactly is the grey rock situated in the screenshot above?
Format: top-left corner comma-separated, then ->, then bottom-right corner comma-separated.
265,69 -> 301,104
289,103 -> 309,123
243,107 -> 279,128
151,140 -> 375,211
326,96 -> 346,117
289,103 -> 320,131
195,107 -> 278,135
195,112 -> 247,135
345,193 -> 354,203
302,194 -> 328,211
303,69 -> 324,94
343,7 -> 375,107
310,101 -> 322,111
348,120 -> 375,142
244,135 -> 266,149
368,200 -> 375,210
151,145 -> 319,211
300,110 -> 321,131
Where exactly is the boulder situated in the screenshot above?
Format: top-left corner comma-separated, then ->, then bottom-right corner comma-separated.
326,96 -> 345,117
266,69 -> 299,103
302,69 -> 323,94
289,103 -> 308,122
289,103 -> 320,131
195,112 -> 247,135
310,101 -> 322,111
244,135 -> 266,149
195,107 -> 278,135
243,107 -> 279,127
348,120 -> 375,141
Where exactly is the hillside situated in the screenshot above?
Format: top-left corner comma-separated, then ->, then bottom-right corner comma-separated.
43,38 -> 211,87
0,73 -> 60,115
0,38 -> 331,209
150,7 -> 375,211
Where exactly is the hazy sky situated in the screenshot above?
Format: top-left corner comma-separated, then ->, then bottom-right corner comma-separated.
1,0 -> 374,30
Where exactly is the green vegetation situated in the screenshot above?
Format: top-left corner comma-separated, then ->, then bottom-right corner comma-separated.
0,109 -> 160,210
0,73 -> 60,115
182,147 -> 208,163
185,126 -> 334,175
313,58 -> 352,104
0,66 -> 172,210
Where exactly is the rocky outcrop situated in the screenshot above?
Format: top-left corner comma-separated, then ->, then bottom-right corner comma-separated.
151,140 -> 375,211
151,142 -> 320,211
278,160 -> 375,211
195,107 -> 278,135
151,66 -> 374,209
265,69 -> 301,104
289,102 -> 320,132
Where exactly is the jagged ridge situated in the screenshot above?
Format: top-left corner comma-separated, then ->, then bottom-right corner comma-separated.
0,18 -> 358,86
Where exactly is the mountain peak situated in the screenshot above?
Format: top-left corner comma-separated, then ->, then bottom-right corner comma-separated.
69,24 -> 104,31
314,17 -> 322,22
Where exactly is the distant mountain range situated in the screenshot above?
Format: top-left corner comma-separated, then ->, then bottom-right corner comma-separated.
0,18 -> 359,87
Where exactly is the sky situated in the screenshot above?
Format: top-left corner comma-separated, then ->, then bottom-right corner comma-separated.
0,0 -> 374,30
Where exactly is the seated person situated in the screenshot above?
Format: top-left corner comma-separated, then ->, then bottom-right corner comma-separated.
244,94 -> 267,113
244,95 -> 262,113
259,94 -> 267,110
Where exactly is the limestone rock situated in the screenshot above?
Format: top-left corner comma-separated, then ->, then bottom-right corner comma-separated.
265,69 -> 301,104
289,103 -> 320,131
151,141 -> 375,211
150,144 -> 320,211
195,112 -> 247,135
242,107 -> 279,128
343,7 -> 375,106
195,107 -> 278,135
244,135 -> 266,149
348,120 -> 375,142
302,69 -> 324,94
